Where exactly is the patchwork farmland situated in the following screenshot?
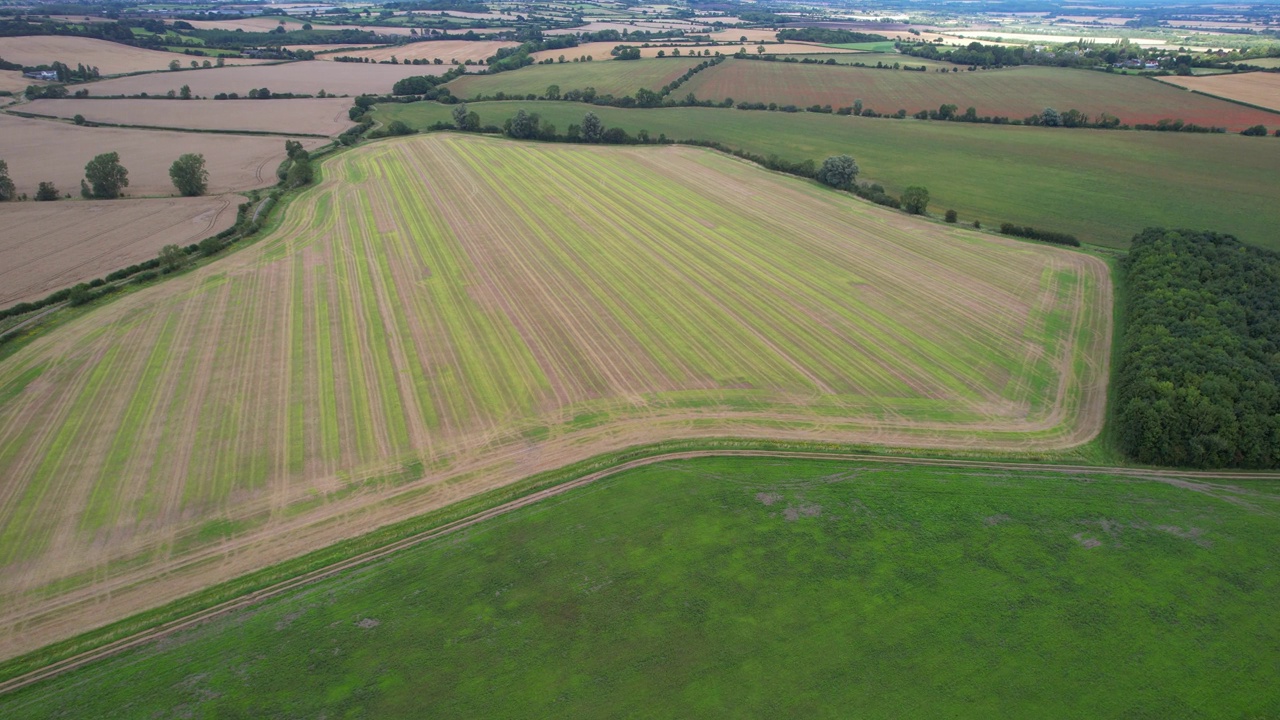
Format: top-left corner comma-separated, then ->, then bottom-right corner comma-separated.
0,134 -> 1110,659
679,60 -> 1280,130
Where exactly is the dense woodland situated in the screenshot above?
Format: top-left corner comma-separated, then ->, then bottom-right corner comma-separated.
1117,228 -> 1280,468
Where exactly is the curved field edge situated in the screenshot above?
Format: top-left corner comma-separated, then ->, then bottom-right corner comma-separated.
0,135 -> 1111,666
3,438 -> 1276,692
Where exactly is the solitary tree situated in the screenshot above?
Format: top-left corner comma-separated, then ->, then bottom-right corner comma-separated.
179,84 -> 192,99
581,111 -> 603,142
84,152 -> 129,198
35,181 -> 60,201
816,155 -> 859,190
1041,107 -> 1062,127
853,98 -> 863,116
901,186 -> 930,214
159,244 -> 186,273
168,59 -> 180,71
169,153 -> 208,196
545,84 -> 560,100
0,159 -> 15,201
504,109 -> 538,139
452,102 -> 469,128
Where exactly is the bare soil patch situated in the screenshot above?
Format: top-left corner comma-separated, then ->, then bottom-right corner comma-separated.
1157,72 -> 1280,113
23,97 -> 358,136
0,36 -> 271,76
79,60 -> 455,98
0,196 -> 236,308
0,113 -> 323,196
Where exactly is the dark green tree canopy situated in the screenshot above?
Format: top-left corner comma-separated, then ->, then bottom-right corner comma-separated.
580,111 -> 603,143
816,155 -> 859,190
84,151 -> 129,199
901,186 -> 930,214
0,159 -> 15,201
169,153 -> 208,197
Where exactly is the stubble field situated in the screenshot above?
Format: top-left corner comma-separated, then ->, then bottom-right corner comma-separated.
79,60 -> 451,97
679,60 -> 1280,130
1157,71 -> 1280,113
0,134 -> 1109,659
0,36 -> 271,76
22,97 -> 358,136
0,113 -> 324,195
322,39 -> 517,64
0,196 -> 238,307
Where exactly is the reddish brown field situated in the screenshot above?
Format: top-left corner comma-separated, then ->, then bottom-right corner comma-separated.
0,196 -> 237,308
1158,72 -> 1280,114
0,113 -> 324,196
679,60 -> 1280,130
0,36 -> 271,76
79,60 -> 455,97
23,97 -> 358,135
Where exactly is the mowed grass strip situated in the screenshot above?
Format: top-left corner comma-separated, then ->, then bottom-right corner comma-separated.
0,135 -> 1107,654
3,457 -> 1276,718
679,60 -> 1280,130
376,101 -> 1280,249
446,56 -> 705,99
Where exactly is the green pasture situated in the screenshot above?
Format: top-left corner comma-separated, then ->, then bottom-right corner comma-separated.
376,101 -> 1280,249
827,40 -> 899,52
4,456 -> 1277,718
446,56 -> 705,99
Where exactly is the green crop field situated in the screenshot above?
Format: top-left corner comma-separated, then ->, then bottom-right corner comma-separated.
678,60 -> 1280,131
445,57 -> 705,99
3,456 -> 1277,718
0,134 -> 1109,658
375,101 -> 1280,249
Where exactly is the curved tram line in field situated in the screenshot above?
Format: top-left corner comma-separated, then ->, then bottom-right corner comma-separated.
0,447 -> 1275,697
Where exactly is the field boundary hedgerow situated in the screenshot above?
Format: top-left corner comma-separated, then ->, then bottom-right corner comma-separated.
1,435 -> 1275,696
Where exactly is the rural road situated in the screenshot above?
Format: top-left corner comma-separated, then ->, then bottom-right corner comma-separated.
1,448 -> 1276,696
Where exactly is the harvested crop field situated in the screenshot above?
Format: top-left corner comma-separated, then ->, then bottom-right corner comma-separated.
184,18 -> 415,36
0,36 -> 270,76
0,113 -> 324,195
322,39 -> 517,64
447,57 -> 705,98
0,70 -> 35,95
0,134 -> 1109,658
680,60 -> 1280,130
79,60 -> 452,98
1157,71 -> 1280,113
21,97 -> 359,136
0,196 -> 237,308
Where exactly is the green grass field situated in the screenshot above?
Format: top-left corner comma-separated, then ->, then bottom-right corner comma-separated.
678,60 -> 1280,131
375,101 -> 1280,249
446,57 -> 705,99
3,456 -> 1276,718
0,134 -> 1109,658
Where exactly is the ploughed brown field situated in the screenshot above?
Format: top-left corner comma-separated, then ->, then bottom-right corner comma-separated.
22,97 -> 358,136
0,113 -> 325,196
0,196 -> 238,307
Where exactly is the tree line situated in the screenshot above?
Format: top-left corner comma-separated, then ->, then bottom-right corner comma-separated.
1116,228 -> 1280,468
0,151 -> 207,201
